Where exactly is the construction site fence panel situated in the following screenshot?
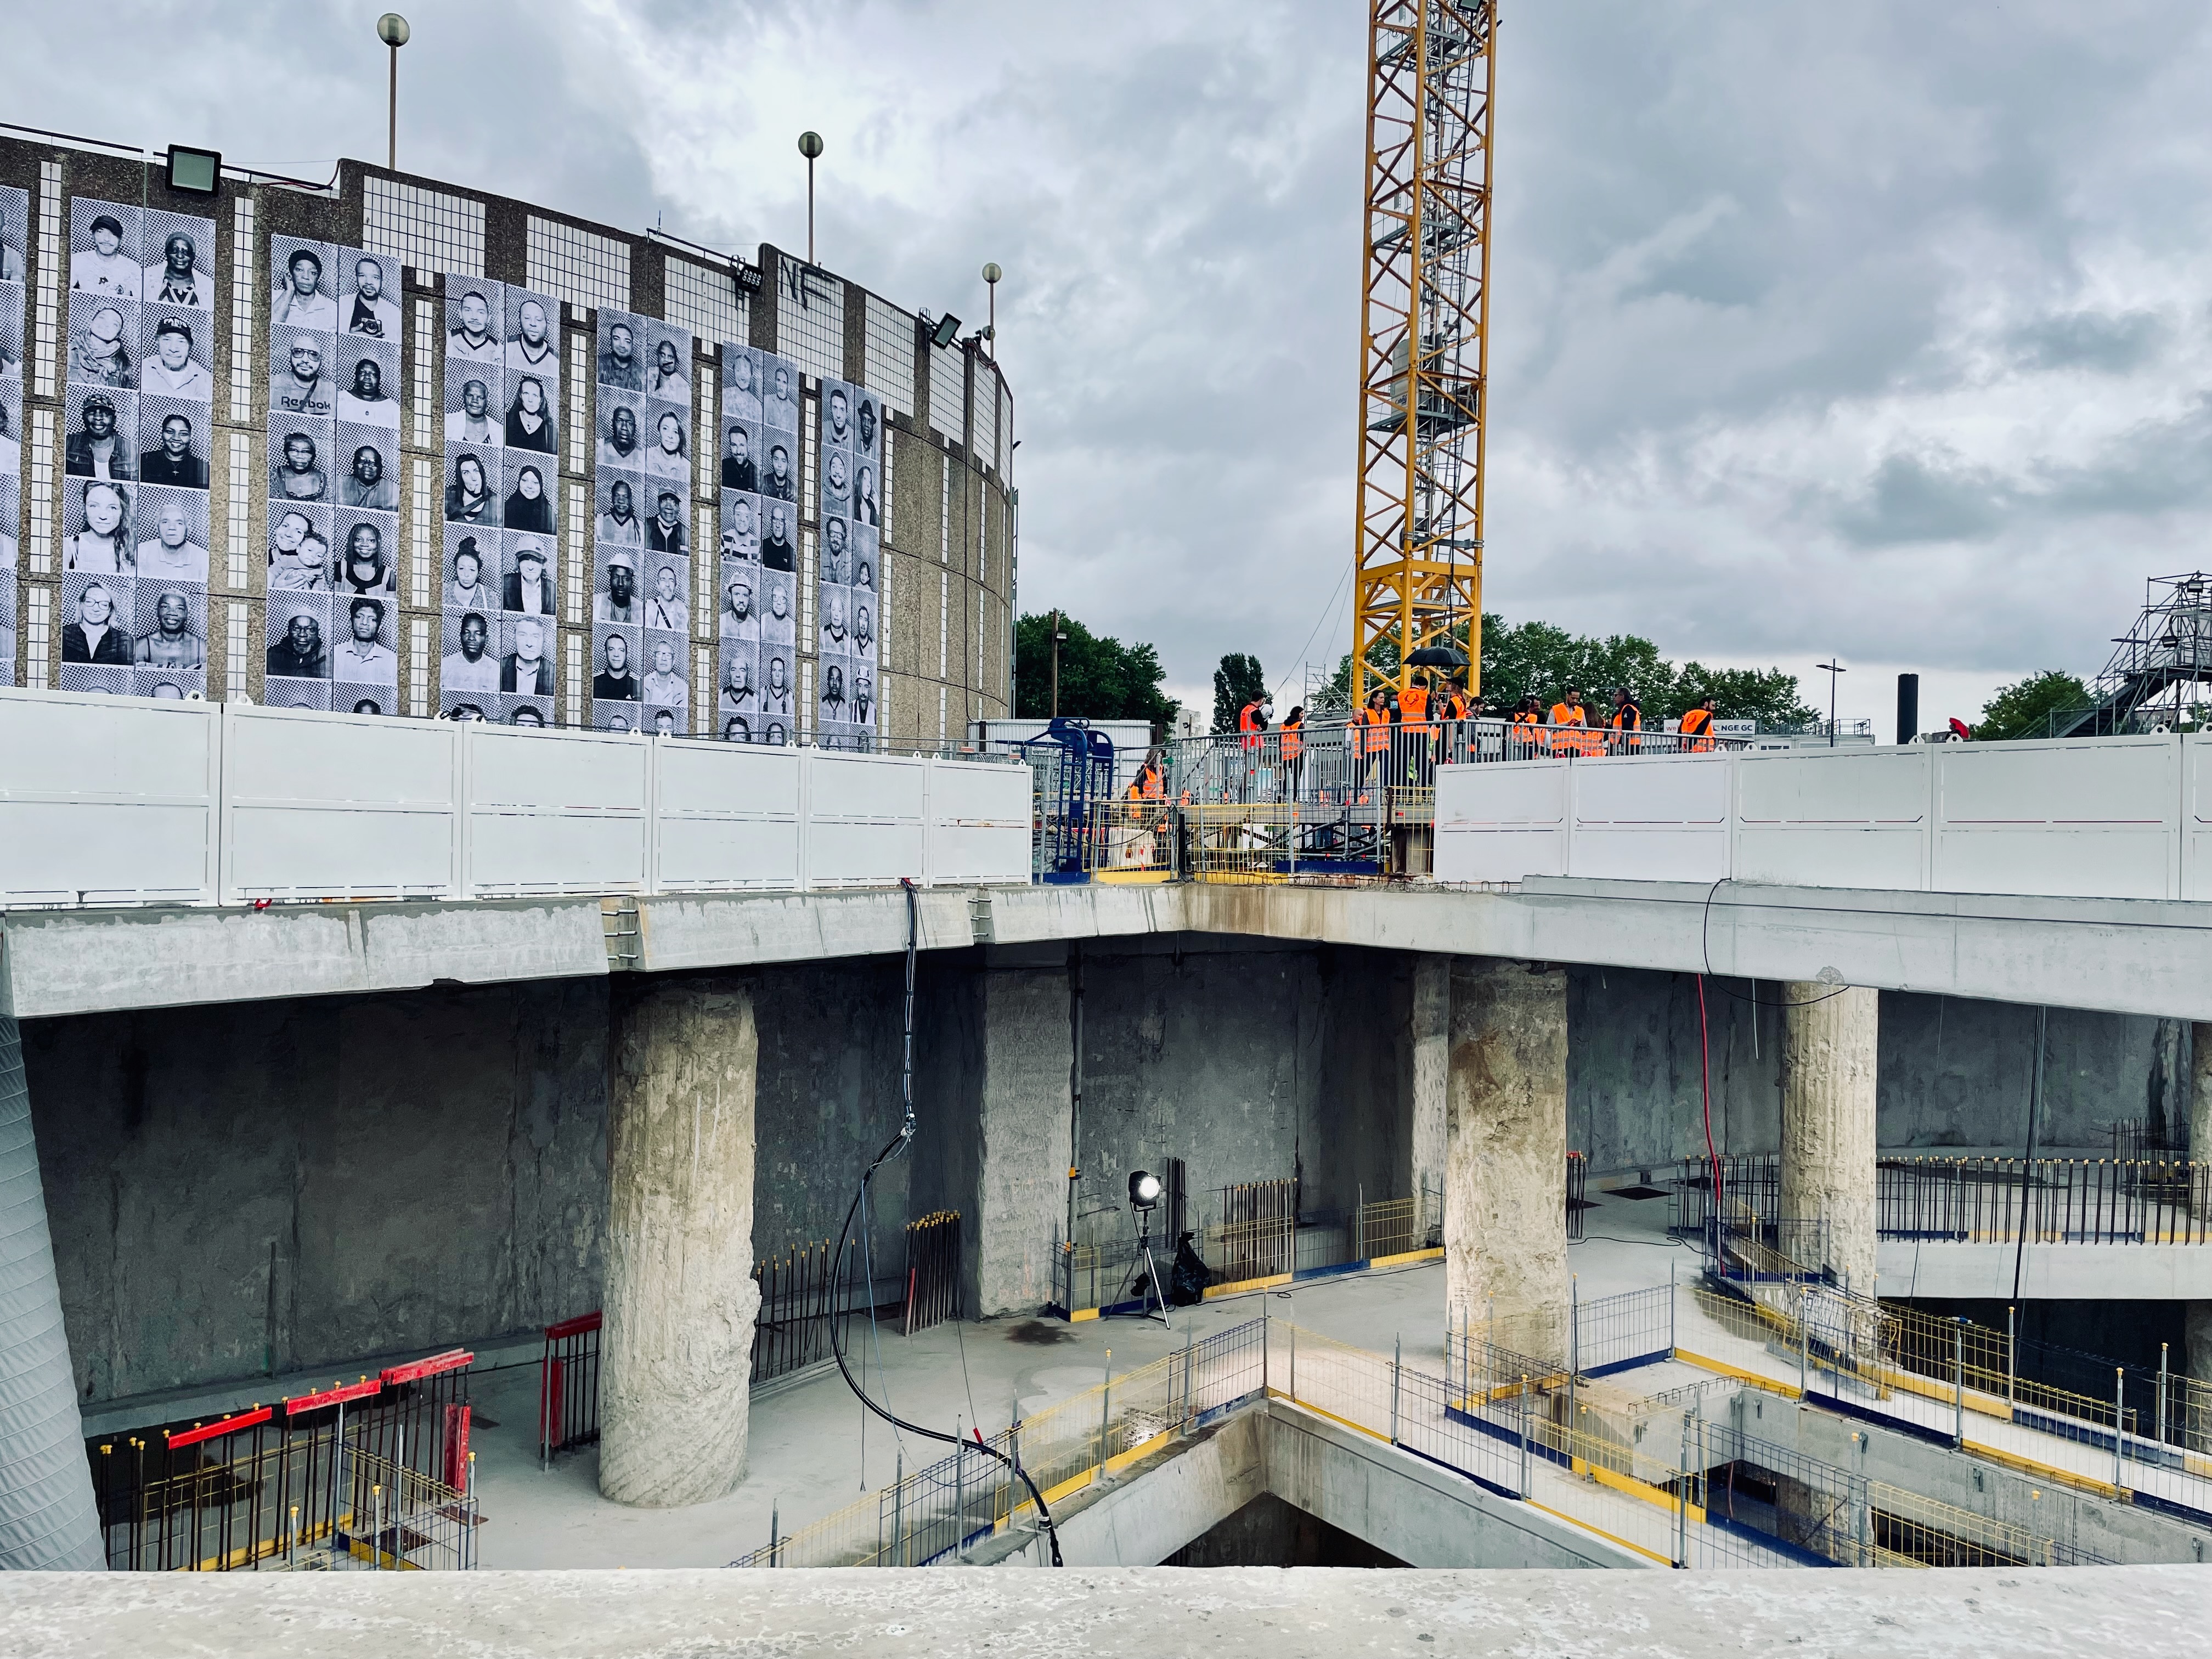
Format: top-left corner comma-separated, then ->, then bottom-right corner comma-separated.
1674,1153 -> 2212,1246
1436,730 -> 2212,902
0,689 -> 1031,910
91,1385 -> 477,1572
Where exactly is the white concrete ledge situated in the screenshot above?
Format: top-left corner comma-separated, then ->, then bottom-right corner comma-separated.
11,874 -> 2212,1022
1,1562 -> 2206,1657
1878,1239 -> 2212,1301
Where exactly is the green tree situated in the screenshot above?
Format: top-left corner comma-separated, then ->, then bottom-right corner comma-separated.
1670,663 -> 1820,729
1976,670 -> 2092,741
1012,611 -> 1178,731
1212,653 -> 1268,733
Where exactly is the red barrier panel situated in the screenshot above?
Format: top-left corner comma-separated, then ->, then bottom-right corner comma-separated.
382,1348 -> 474,1386
165,1406 -> 272,1450
284,1378 -> 381,1415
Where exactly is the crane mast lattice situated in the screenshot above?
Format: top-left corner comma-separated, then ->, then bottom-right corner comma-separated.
1351,1 -> 1496,707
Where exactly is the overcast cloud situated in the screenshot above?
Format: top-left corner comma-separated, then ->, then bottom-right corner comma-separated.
15,1 -> 2212,728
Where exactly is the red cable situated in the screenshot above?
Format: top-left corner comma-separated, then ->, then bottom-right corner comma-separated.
1697,973 -> 1722,1247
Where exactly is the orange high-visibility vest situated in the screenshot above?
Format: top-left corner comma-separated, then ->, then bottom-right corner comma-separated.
1680,706 -> 1714,753
1399,685 -> 1431,733
1238,701 -> 1265,751
1358,707 -> 1391,754
1280,714 -> 1304,761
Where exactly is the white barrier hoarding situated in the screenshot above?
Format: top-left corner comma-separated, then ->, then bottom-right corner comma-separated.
0,687 -> 1028,907
1436,736 -> 2205,904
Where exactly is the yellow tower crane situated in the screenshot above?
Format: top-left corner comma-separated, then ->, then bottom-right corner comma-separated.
1351,1 -> 1496,707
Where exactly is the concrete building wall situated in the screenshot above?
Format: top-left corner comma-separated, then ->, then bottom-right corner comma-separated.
1071,937 -> 1330,1236
1877,994 -> 2183,1150
25,980 -> 611,1405
1567,969 -> 1782,1175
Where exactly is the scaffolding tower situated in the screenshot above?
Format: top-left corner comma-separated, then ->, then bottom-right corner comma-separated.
1351,1 -> 1496,707
2052,573 -> 2212,737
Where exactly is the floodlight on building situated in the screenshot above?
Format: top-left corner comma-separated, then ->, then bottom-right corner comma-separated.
165,145 -> 221,196
930,313 -> 962,349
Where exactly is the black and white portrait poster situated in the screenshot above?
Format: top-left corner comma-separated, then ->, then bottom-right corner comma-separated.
61,196 -> 213,703
437,275 -> 563,726
0,185 -> 24,690
716,341 -> 804,744
813,374 -> 881,751
264,237 -> 402,714
595,307 -> 691,735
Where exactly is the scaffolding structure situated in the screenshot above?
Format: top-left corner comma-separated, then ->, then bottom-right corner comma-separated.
2052,572 -> 2212,737
1352,1 -> 1496,706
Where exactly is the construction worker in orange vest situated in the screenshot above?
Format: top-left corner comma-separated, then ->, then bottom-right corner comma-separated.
1236,696 -> 1271,800
1609,687 -> 1642,754
1398,673 -> 1433,785
1356,687 -> 1392,798
1549,687 -> 1593,755
1679,695 -> 1717,753
1279,706 -> 1305,799
1510,695 -> 1543,756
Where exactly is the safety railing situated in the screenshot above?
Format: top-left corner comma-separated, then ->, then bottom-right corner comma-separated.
1688,1271 -> 2212,1514
2112,1118 -> 2190,1161
91,1382 -> 478,1572
539,1311 -> 602,1467
1673,1154 -> 2212,1246
730,1318 -> 1269,1566
753,1242 -> 840,1384
1053,1184 -> 1443,1317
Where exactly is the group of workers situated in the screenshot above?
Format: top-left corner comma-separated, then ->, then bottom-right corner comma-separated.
1116,678 -> 1726,812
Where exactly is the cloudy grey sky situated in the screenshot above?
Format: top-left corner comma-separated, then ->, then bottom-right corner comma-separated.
18,1 -> 2211,729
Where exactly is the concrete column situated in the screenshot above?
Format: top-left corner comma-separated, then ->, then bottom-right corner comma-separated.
0,1015 -> 105,1568
599,980 -> 760,1508
2190,1026 -> 2212,1385
963,964 -> 1075,1318
1445,960 -> 1570,1363
1780,983 -> 1878,1294
1409,955 -> 1449,1224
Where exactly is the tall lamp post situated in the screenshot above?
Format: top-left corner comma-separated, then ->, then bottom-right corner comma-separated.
1817,659 -> 1846,748
798,131 -> 824,263
981,262 -> 1001,356
1049,609 -> 1068,717
376,14 -> 410,172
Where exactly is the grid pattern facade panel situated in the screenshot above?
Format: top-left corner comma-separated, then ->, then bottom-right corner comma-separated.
999,381 -> 1013,476
527,216 -> 630,313
364,177 -> 486,276
929,341 -> 966,443
227,196 -> 256,421
663,256 -> 748,344
777,266 -> 845,385
32,161 -> 60,398
862,294 -> 916,416
973,365 -> 998,472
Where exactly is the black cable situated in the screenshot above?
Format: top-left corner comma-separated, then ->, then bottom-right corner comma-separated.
1699,879 -> 1857,1007
826,878 -> 1064,1565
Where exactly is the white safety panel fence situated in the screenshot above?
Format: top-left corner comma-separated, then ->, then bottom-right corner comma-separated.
0,689 -> 1030,909
1437,734 -> 2209,902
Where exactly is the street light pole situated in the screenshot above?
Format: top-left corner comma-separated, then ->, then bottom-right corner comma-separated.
1817,659 -> 1846,748
376,14 -> 410,172
982,263 -> 1002,357
798,132 -> 824,263
1049,608 -> 1065,718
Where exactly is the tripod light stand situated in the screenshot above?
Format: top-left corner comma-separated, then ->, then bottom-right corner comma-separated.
1120,1169 -> 1171,1328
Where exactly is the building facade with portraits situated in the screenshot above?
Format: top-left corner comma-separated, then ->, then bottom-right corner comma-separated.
0,136 -> 1015,752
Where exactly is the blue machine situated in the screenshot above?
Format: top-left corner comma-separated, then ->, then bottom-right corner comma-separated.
1022,718 -> 1115,883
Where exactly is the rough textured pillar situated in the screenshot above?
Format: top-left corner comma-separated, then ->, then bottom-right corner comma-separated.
1409,955 -> 1450,1220
1780,983 -> 1878,1294
2190,1025 -> 2212,1384
599,981 -> 760,1508
0,1015 -> 104,1568
1445,960 -> 1570,1363
964,965 -> 1075,1318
